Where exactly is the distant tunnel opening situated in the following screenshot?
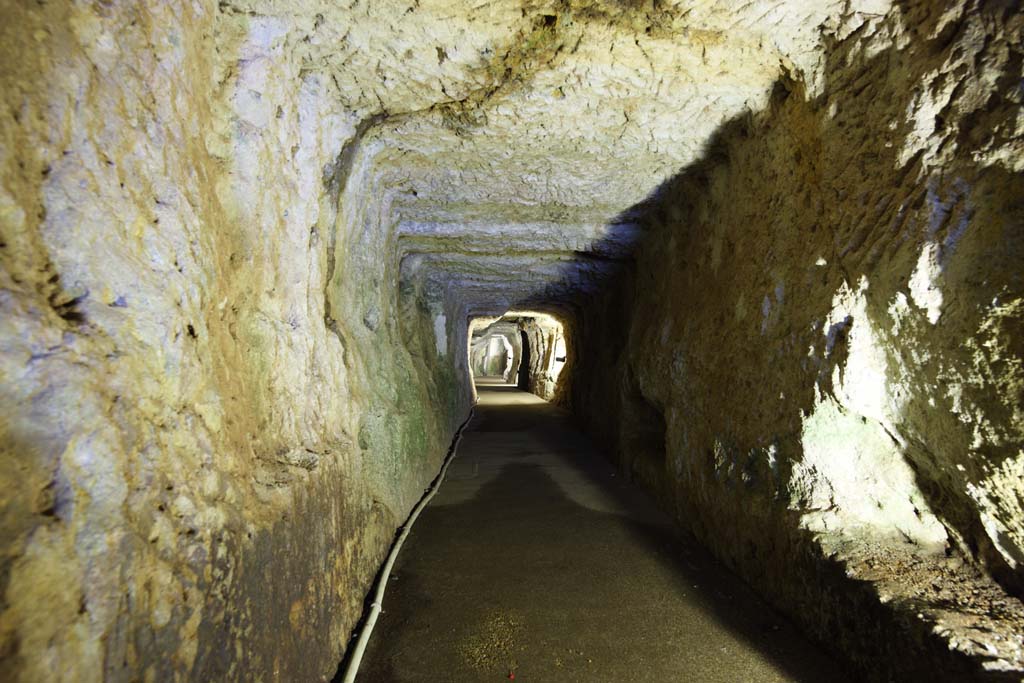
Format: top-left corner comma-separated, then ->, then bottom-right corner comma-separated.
468,313 -> 567,401
470,332 -> 513,379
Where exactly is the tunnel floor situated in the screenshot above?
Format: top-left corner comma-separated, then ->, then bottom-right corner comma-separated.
358,380 -> 848,682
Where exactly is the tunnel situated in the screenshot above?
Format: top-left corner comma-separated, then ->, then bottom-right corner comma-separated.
1,1 -> 1023,681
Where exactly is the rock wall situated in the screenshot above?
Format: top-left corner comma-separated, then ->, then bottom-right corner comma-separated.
565,1 -> 1024,679
0,1 -> 471,680
519,316 -> 568,401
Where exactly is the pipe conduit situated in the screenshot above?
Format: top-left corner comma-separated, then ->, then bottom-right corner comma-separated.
340,406 -> 477,682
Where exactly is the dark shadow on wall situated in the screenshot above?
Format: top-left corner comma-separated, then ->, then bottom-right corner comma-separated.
357,396 -> 848,683
517,329 -> 530,390
620,373 -> 667,492
546,1 -> 1024,680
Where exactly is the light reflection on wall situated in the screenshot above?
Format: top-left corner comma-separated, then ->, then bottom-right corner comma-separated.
467,311 -> 567,399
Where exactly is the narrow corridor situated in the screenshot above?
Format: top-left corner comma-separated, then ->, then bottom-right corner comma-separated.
6,4 -> 1021,679
359,381 -> 846,681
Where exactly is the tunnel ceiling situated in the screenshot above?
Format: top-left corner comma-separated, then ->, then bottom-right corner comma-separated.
226,0 -> 880,315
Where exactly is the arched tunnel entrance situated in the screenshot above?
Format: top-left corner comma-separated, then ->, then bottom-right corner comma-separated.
470,332 -> 512,380
468,313 -> 567,400
4,2 -> 1023,682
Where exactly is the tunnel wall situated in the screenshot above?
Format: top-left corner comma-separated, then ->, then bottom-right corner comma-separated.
566,2 -> 1023,678
0,2 -> 470,681
520,317 -> 565,401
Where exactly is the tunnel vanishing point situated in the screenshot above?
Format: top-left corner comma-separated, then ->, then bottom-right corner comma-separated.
1,1 -> 1023,681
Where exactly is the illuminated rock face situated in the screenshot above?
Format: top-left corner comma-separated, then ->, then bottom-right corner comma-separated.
470,322 -> 518,379
0,0 -> 1020,681
567,3 -> 1024,676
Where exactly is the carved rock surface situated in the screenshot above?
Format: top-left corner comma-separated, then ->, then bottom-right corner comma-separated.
0,0 -> 1021,681
567,3 -> 1024,679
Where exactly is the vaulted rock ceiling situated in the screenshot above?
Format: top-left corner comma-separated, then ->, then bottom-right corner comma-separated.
223,0 -> 881,315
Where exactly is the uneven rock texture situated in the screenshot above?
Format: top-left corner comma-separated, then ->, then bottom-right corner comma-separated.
469,314 -> 566,399
567,2 -> 1024,679
0,1 -> 470,680
517,314 -> 568,400
0,0 -> 1021,681
470,320 -> 519,380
